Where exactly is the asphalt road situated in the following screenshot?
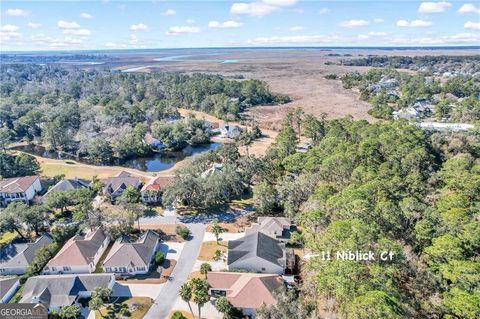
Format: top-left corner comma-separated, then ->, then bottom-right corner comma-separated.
144,222 -> 205,319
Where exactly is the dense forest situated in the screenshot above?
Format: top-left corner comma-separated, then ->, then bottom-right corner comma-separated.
339,55 -> 480,75
253,109 -> 480,319
340,68 -> 480,121
0,64 -> 287,163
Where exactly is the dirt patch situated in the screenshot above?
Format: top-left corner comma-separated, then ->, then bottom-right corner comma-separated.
198,241 -> 227,261
206,215 -> 250,233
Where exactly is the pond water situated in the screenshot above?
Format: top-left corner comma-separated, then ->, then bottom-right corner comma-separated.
11,142 -> 222,172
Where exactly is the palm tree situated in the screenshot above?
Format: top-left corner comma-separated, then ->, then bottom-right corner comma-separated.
211,218 -> 222,244
59,305 -> 80,319
200,263 -> 212,279
89,287 -> 112,317
192,278 -> 210,319
179,282 -> 195,318
89,296 -> 105,317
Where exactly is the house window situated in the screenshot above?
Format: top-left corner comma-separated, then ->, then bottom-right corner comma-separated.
261,267 -> 266,271
63,266 -> 72,271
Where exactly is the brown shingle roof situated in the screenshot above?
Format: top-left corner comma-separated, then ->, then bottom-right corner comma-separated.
0,176 -> 39,193
141,176 -> 173,192
207,272 -> 283,309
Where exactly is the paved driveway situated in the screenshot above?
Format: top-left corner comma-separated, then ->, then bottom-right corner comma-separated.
144,222 -> 205,319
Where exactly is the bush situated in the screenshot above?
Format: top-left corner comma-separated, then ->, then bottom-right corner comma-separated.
171,311 -> 187,319
176,225 -> 190,240
155,251 -> 165,265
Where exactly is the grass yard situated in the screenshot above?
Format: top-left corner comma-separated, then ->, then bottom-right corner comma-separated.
197,241 -> 227,261
168,310 -> 195,319
95,297 -> 153,319
187,270 -> 204,280
118,259 -> 177,284
0,231 -> 17,245
139,224 -> 186,242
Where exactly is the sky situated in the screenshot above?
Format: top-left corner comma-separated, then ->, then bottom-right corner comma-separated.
0,0 -> 479,51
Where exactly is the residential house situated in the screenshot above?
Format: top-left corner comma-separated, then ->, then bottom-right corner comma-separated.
207,272 -> 284,317
0,176 -> 42,207
0,277 -> 20,304
220,124 -> 242,139
43,178 -> 90,200
43,228 -> 110,274
20,274 -> 115,312
144,133 -> 165,151
205,121 -> 221,135
0,233 -> 54,275
200,163 -> 223,178
103,230 -> 160,275
245,217 -> 295,242
392,107 -> 419,120
227,231 -> 288,274
141,176 -> 173,204
102,171 -> 141,200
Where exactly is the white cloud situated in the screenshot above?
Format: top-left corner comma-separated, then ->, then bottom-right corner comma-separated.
230,2 -> 278,16
6,9 -> 28,17
248,34 -> 345,45
64,28 -> 91,36
57,20 -> 80,29
396,19 -> 433,27
457,3 -> 480,14
186,19 -> 195,24
130,23 -> 149,31
1,24 -> 20,32
261,0 -> 298,7
161,9 -> 176,16
464,20 -> 480,29
319,8 -> 330,14
0,24 -> 21,41
31,34 -> 85,48
80,13 -> 93,19
339,19 -> 370,28
367,31 -> 387,36
390,32 -> 479,45
166,25 -> 200,35
289,25 -> 304,32
418,1 -> 451,13
208,20 -> 244,28
373,18 -> 384,23
129,34 -> 138,44
104,42 -> 120,48
27,22 -> 42,29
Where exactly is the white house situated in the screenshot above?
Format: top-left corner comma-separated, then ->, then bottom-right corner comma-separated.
0,233 -> 54,275
43,228 -> 110,275
0,176 -> 42,207
140,176 -> 172,204
0,277 -> 20,304
220,124 -> 242,139
102,171 -> 141,200
103,230 -> 160,275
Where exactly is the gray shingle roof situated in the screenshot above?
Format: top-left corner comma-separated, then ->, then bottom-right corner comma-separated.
227,231 -> 285,267
0,234 -> 53,269
20,274 -> 114,309
103,230 -> 159,268
0,277 -> 19,301
43,179 -> 90,198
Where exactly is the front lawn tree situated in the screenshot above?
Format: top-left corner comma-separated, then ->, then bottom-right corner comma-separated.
200,262 -> 212,279
58,305 -> 80,319
191,278 -> 210,319
215,296 -> 234,319
179,282 -> 195,318
211,218 -> 223,244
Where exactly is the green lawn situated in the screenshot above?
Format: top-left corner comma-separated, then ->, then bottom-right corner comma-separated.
95,297 -> 154,319
95,242 -> 114,273
0,231 -> 17,245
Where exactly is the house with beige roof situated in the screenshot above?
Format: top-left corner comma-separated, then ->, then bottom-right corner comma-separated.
0,277 -> 20,304
245,217 -> 295,242
0,175 -> 42,207
0,233 -> 53,275
43,228 -> 110,275
207,272 -> 284,317
141,176 -> 173,204
103,230 -> 160,275
20,274 -> 115,312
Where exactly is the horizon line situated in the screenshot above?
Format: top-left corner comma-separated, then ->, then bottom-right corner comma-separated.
1,45 -> 480,54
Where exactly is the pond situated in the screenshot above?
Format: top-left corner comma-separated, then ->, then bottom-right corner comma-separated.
11,142 -> 222,172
